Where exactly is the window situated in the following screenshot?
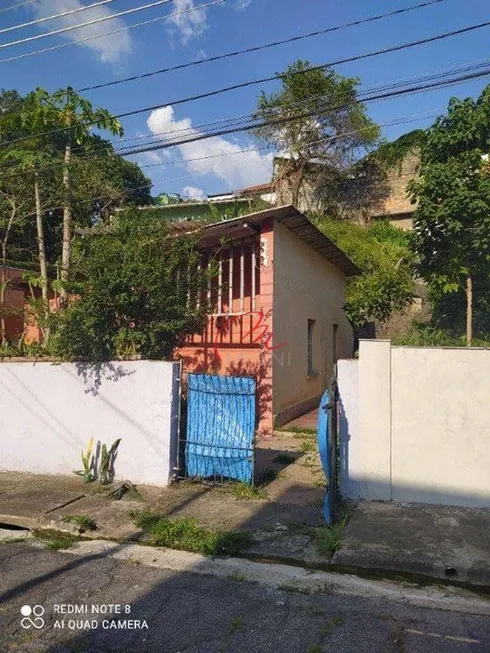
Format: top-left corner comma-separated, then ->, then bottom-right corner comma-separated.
307,319 -> 316,376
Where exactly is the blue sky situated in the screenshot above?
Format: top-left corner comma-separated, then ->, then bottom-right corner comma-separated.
2,0 -> 490,198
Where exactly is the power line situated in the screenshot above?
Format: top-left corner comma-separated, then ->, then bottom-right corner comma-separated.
6,62 -> 480,178
0,0 -> 116,36
118,66 -> 490,158
77,0 -> 446,93
117,18 -> 490,120
0,56 -> 487,180
0,1 -> 38,15
0,0 -> 224,64
21,110 -> 442,219
2,17 -> 487,150
0,0 -> 175,51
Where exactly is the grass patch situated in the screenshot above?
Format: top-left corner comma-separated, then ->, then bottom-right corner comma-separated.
322,616 -> 344,636
273,453 -> 296,465
228,616 -> 244,635
227,571 -> 246,582
278,584 -> 313,595
307,646 -> 322,653
300,441 -> 316,453
277,426 -> 317,436
315,504 -> 354,559
130,511 -> 253,557
231,482 -> 267,501
34,529 -> 78,551
61,515 -> 97,533
286,504 -> 354,560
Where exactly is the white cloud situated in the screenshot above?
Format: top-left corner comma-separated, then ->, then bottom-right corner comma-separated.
167,0 -> 208,44
30,0 -> 132,63
235,0 -> 252,9
146,106 -> 273,190
140,151 -> 164,165
182,185 -> 206,200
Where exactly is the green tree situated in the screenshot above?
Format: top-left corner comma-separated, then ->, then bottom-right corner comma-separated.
317,217 -> 414,329
254,60 -> 380,206
33,87 -> 124,304
54,209 -> 212,361
409,87 -> 490,345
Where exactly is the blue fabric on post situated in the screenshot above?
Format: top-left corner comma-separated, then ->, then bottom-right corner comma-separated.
186,373 -> 256,483
317,387 -> 332,524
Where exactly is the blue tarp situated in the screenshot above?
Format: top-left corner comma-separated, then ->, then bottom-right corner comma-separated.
185,374 -> 256,483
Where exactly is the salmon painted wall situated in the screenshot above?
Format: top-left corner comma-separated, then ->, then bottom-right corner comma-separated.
0,267 -> 58,345
177,219 -> 275,434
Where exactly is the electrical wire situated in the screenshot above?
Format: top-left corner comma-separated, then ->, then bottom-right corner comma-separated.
0,0 -> 176,50
118,66 -> 490,158
77,0 -> 447,93
2,16 -> 487,150
0,61 -> 485,180
0,0 -> 224,64
19,109 -> 441,219
0,0 -> 117,36
0,1 -> 38,15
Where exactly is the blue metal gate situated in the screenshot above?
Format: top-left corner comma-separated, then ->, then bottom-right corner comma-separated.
184,373 -> 256,484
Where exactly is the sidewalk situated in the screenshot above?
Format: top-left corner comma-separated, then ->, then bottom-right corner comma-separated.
1,441 -> 490,589
0,430 -> 329,565
332,501 -> 490,587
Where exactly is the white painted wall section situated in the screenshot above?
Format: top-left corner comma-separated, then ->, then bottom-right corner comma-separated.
0,360 -> 180,486
338,341 -> 490,508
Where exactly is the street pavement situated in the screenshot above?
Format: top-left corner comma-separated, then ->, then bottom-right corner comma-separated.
0,542 -> 489,653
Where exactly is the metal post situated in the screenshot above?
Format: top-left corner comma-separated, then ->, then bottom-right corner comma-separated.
251,239 -> 256,311
218,250 -> 223,314
240,240 -> 245,312
228,246 -> 233,312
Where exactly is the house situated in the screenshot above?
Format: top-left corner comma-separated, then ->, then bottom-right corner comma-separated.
0,266 -> 42,345
144,183 -> 276,222
175,205 -> 359,434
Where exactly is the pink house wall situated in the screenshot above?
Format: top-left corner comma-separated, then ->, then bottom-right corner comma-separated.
177,218 -> 275,434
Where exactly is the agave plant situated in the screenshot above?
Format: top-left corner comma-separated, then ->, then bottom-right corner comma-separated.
98,438 -> 121,485
73,437 -> 95,483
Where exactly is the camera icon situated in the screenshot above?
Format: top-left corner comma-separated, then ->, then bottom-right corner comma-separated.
20,605 -> 45,629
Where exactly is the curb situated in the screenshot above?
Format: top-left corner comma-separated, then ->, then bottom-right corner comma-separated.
34,538 -> 490,617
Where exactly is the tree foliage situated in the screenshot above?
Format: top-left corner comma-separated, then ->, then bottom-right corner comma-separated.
315,217 -> 414,328
254,60 -> 380,206
409,86 -> 490,344
53,210 -> 211,361
0,87 -> 152,345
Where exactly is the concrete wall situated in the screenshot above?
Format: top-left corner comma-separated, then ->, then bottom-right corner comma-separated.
338,341 -> 490,508
272,221 -> 353,425
0,360 -> 180,486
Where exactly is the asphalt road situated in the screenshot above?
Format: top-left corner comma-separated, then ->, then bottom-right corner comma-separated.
0,542 -> 489,653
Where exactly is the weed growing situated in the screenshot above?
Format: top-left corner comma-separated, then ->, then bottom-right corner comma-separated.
131,511 -> 253,557
61,515 -> 97,533
34,530 -> 78,551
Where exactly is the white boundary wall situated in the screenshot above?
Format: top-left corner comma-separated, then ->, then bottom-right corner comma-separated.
338,341 -> 490,508
0,360 -> 180,486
